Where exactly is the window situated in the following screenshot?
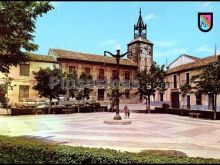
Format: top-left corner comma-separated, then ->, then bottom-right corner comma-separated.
20,64 -> 30,76
173,74 -> 177,88
19,85 -> 29,101
85,68 -> 90,74
125,71 -> 130,80
186,72 -> 190,85
69,66 -> 75,73
196,94 -> 202,105
98,69 -> 104,80
112,70 -> 117,80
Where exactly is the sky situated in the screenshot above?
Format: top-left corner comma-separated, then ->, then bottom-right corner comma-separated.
33,1 -> 220,66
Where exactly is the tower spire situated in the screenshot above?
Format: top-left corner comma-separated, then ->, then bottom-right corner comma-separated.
134,8 -> 147,39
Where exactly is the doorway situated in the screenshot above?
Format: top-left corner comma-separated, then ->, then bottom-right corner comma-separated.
208,93 -> 214,110
98,89 -> 105,101
187,95 -> 190,109
171,92 -> 180,108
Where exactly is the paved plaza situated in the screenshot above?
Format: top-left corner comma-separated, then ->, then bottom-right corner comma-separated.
1,112 -> 220,159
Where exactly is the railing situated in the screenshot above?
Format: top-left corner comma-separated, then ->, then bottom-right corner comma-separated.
164,82 -> 180,89
165,80 -> 191,89
97,76 -> 107,81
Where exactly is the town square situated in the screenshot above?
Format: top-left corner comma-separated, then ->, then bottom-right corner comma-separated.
0,1 -> 220,164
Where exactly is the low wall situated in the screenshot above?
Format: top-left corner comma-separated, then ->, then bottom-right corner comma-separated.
154,107 -> 220,120
11,105 -> 104,116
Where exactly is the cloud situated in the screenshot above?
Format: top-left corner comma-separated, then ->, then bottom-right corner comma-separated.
155,41 -> 177,48
198,2 -> 217,11
155,48 -> 188,57
200,2 -> 212,8
144,14 -> 157,21
97,39 -> 118,48
195,45 -> 214,54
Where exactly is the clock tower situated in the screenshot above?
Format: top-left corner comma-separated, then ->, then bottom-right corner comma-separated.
127,9 -> 153,71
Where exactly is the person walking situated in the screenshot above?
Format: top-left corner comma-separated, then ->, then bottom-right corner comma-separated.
127,107 -> 130,118
124,105 -> 128,118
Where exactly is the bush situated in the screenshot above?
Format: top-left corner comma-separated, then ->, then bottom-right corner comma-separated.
11,108 -> 48,116
92,102 -> 100,107
0,135 -> 220,164
162,103 -> 170,109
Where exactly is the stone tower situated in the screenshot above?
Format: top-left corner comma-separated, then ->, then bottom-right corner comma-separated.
127,8 -> 153,71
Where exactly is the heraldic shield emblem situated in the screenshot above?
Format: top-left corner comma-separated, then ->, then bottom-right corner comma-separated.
198,12 -> 213,32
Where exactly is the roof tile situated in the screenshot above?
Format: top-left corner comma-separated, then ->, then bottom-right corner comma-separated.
51,49 -> 137,67
166,55 -> 219,74
29,54 -> 57,63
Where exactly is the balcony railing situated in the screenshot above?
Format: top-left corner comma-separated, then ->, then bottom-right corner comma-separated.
165,80 -> 193,89
97,75 -> 107,81
165,82 -> 180,89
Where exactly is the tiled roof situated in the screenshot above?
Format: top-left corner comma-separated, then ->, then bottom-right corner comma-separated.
166,55 -> 219,74
128,37 -> 153,45
51,49 -> 137,67
29,54 -> 58,63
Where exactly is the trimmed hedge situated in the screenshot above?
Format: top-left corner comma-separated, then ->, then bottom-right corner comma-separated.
162,103 -> 170,109
11,104 -> 102,116
0,136 -> 220,164
11,108 -> 48,116
154,107 -> 220,119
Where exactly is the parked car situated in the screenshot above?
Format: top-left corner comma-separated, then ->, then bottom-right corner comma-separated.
14,98 -> 38,108
14,98 -> 49,108
36,99 -> 66,109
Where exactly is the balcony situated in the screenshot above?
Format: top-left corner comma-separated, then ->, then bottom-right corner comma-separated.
97,75 -> 107,81
165,81 -> 180,89
111,77 -> 118,81
165,80 -> 193,90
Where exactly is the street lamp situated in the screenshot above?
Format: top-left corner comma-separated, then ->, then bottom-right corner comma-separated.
104,45 -> 132,120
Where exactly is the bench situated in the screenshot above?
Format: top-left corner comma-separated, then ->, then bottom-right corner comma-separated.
189,112 -> 202,118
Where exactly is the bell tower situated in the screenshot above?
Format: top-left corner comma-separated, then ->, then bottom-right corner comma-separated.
127,8 -> 153,71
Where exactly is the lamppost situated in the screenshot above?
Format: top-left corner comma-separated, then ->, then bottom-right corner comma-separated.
104,45 -> 131,120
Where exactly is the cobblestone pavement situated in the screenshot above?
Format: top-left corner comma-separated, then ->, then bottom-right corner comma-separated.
1,112 -> 220,159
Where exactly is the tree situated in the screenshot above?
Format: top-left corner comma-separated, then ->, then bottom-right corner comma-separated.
0,85 -> 7,108
0,74 -> 15,114
33,67 -> 66,114
135,62 -> 165,113
106,85 -> 126,112
0,1 -> 53,73
76,72 -> 93,100
179,82 -> 191,109
191,56 -> 220,120
66,70 -> 78,98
